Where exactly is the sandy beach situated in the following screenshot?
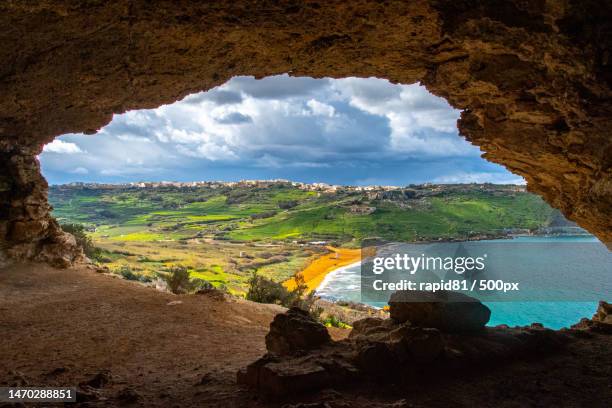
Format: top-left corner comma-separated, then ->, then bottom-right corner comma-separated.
284,246 -> 361,292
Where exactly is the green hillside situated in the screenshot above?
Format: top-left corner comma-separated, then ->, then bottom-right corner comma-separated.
48,182 -> 568,293
50,183 -> 558,245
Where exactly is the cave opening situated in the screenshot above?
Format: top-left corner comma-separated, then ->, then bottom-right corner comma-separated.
2,2 -> 611,404
40,75 -> 522,186
36,75 -> 607,330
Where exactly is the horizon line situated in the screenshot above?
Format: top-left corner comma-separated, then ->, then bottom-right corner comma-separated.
49,179 -> 527,188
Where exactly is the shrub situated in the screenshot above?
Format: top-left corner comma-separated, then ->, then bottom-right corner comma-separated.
322,315 -> 351,329
278,200 -> 298,209
250,210 -> 276,220
159,265 -> 193,294
190,278 -> 214,292
119,265 -> 139,281
246,272 -> 321,319
246,273 -> 291,305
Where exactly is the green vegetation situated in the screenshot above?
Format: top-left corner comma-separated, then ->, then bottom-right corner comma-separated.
321,315 -> 351,329
60,223 -> 102,260
246,272 -> 322,320
50,183 -> 566,293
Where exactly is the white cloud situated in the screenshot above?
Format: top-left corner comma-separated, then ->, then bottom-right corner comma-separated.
306,99 -> 335,117
39,75 -> 523,186
332,78 -> 469,157
43,140 -> 84,154
117,134 -> 152,143
177,143 -> 238,161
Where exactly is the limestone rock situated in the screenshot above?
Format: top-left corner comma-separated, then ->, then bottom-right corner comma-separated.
572,301 -> 612,334
240,312 -> 570,399
388,290 -> 491,332
354,324 -> 444,375
265,307 -> 331,356
237,349 -> 357,400
593,301 -> 612,325
348,317 -> 395,338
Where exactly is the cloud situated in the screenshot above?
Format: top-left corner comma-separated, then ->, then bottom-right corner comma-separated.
177,142 -> 239,161
332,78 -> 468,157
225,75 -> 330,99
185,89 -> 243,105
43,140 -> 84,154
215,112 -> 253,124
39,75 -> 522,186
306,99 -> 335,117
433,171 -> 526,184
70,167 -> 89,174
117,134 -> 152,143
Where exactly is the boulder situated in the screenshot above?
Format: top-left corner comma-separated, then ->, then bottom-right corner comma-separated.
265,307 -> 331,356
388,290 -> 490,333
237,349 -> 357,400
352,320 -> 444,374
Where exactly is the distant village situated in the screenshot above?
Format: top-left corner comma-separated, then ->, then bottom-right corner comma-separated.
52,179 -> 528,195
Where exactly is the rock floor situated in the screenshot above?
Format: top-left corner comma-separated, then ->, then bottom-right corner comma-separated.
0,263 -> 610,407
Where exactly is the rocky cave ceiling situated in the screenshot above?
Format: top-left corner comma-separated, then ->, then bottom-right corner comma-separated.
0,0 -> 610,265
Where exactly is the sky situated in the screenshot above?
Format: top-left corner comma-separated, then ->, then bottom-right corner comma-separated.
40,75 -> 525,186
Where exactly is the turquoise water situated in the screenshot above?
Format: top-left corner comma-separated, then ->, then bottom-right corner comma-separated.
316,236 -> 610,329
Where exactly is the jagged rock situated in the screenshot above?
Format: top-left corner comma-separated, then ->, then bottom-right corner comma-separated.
349,317 -> 395,338
35,230 -> 84,268
240,314 -> 570,399
352,321 -> 444,375
571,301 -> 612,334
251,351 -> 358,400
265,307 -> 331,356
1,151 -> 85,267
593,301 -> 612,325
388,290 -> 491,332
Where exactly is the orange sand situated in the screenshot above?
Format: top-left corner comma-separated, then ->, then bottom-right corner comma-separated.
284,246 -> 361,292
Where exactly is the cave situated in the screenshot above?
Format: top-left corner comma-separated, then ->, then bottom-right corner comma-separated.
1,1 -> 611,405
1,1 -> 611,267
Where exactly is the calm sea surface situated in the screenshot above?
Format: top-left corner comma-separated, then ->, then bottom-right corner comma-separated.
316,236 -> 611,329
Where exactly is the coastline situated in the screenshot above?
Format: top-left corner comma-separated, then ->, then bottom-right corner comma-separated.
284,246 -> 361,292
284,234 -> 596,294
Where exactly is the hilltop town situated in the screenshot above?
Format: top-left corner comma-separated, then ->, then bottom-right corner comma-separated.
54,179 -> 527,195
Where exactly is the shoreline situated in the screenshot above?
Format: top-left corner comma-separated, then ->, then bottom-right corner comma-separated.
315,260 -> 362,293
283,246 -> 361,292
284,234 -> 596,294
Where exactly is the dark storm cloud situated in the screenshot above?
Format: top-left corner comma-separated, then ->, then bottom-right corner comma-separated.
215,112 -> 253,124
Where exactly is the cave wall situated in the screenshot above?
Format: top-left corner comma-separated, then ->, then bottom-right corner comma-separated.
0,0 -> 610,263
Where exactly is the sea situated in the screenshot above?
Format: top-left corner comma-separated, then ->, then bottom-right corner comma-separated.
316,236 -> 611,329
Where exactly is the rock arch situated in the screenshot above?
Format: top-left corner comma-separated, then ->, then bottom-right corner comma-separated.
1,0 -> 610,265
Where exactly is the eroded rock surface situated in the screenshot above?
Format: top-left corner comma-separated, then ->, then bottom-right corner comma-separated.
237,292 -> 595,400
0,149 -> 83,267
572,300 -> 612,334
265,307 -> 331,355
0,1 -> 611,263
